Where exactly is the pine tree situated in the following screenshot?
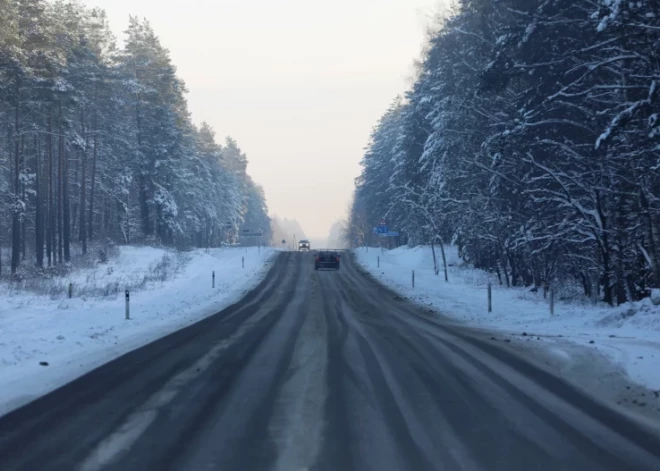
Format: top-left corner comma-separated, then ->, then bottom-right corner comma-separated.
349,0 -> 660,304
0,1 -> 273,275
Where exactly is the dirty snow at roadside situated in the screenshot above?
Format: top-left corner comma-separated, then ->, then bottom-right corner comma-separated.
0,246 -> 276,416
355,246 -> 660,391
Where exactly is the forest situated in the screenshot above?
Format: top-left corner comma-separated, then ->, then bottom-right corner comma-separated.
0,0 -> 271,277
347,0 -> 660,305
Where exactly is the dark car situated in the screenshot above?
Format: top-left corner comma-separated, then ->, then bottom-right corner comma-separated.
315,250 -> 341,270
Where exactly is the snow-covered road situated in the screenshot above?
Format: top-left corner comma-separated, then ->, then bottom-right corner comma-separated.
1,252 -> 659,471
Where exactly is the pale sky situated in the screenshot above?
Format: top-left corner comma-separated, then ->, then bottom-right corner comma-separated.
81,0 -> 447,238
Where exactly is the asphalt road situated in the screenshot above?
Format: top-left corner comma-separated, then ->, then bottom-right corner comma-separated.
1,252 -> 660,471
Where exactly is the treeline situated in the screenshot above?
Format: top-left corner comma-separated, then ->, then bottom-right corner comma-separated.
0,0 -> 271,276
348,0 -> 660,305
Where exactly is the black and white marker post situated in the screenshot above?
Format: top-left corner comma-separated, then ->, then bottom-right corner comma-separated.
125,289 -> 130,320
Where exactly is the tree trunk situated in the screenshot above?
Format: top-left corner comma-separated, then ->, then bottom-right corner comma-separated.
1,123 -> 12,277
102,194 -> 110,238
57,103 -> 63,264
439,241 -> 449,282
508,252 -> 519,287
47,109 -> 54,267
88,82 -> 98,241
648,222 -> 660,289
138,175 -> 150,237
35,135 -> 44,268
71,141 -> 80,239
501,257 -> 510,288
156,203 -> 163,241
640,189 -> 660,289
122,194 -> 130,244
430,242 -> 439,275
11,79 -> 21,275
601,238 -> 613,305
135,98 -> 151,237
63,145 -> 71,262
580,272 -> 591,298
20,135 -> 26,261
594,190 -> 614,306
88,136 -> 97,241
79,105 -> 88,255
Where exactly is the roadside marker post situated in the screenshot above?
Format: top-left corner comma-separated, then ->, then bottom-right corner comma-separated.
68,283 -> 73,299
412,270 -> 415,288
125,289 -> 130,320
377,256 -> 380,268
487,283 -> 492,313
212,271 -> 215,289
242,256 -> 245,269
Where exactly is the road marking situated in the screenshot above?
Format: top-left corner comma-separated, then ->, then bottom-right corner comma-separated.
79,305 -> 274,471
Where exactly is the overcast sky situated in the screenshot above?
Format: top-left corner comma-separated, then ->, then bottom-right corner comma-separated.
80,0 -> 447,238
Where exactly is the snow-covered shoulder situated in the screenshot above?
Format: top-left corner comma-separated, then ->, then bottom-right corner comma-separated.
354,246 -> 660,407
0,246 -> 276,417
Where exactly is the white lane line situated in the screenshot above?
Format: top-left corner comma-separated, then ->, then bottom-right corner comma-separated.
79,410 -> 157,471
80,307 -> 274,471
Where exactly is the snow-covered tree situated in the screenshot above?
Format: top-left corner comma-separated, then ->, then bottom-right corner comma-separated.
348,0 -> 660,305
0,1 -> 272,276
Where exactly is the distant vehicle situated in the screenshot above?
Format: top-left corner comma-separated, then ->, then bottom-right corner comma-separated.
298,240 -> 310,251
315,250 -> 341,270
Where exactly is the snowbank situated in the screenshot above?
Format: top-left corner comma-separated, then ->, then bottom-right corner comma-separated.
355,246 -> 660,392
0,246 -> 276,416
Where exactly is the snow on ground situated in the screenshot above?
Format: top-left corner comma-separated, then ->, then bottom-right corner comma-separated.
0,246 -> 276,416
355,246 -> 660,395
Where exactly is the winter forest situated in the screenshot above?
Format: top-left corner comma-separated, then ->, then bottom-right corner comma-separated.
0,0 -> 271,278
348,0 -> 660,306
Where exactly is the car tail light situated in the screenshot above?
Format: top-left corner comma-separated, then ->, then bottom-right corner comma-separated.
336,256 -> 340,262
315,256 -> 320,261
